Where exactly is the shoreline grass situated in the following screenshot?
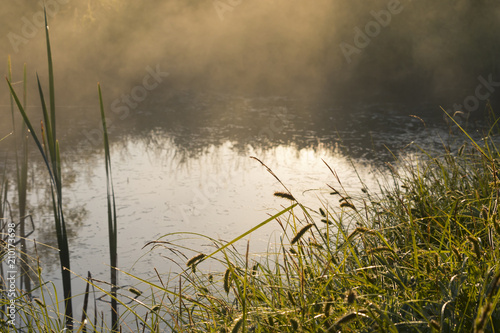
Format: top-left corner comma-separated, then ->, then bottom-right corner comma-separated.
131,115 -> 500,332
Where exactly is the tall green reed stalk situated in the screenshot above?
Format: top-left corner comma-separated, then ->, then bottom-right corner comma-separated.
6,9 -> 73,328
98,83 -> 119,331
8,57 -> 31,294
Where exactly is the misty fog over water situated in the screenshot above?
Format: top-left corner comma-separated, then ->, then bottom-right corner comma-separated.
1,0 -> 500,305
2,1 -> 499,105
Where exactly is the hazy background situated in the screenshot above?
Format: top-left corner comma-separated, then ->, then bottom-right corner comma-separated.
0,0 -> 499,134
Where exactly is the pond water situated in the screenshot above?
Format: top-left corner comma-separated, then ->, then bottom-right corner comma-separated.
1,92 -> 467,321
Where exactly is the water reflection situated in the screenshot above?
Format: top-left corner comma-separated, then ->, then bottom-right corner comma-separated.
61,134 -> 386,280
72,93 -> 449,160
0,95 -> 472,285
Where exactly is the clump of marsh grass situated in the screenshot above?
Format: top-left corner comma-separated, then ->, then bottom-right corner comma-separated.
130,110 -> 500,332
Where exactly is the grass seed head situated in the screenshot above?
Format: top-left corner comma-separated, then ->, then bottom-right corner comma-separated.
187,253 -> 205,267
467,235 -> 482,258
224,268 -> 232,294
347,227 -> 374,240
291,223 -> 314,245
346,289 -> 357,304
33,298 -> 45,308
340,201 -> 357,210
274,191 -> 295,201
128,287 -> 142,298
319,207 -> 326,217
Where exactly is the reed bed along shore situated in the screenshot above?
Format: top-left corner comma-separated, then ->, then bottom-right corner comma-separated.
2,9 -> 500,333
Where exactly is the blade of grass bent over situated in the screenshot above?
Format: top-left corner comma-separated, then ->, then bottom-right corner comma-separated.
5,78 -> 53,183
199,204 -> 297,263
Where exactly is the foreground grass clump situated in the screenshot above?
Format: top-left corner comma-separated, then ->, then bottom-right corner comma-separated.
140,128 -> 500,332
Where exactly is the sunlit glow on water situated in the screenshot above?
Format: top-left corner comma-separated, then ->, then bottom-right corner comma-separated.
38,134 -> 386,285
